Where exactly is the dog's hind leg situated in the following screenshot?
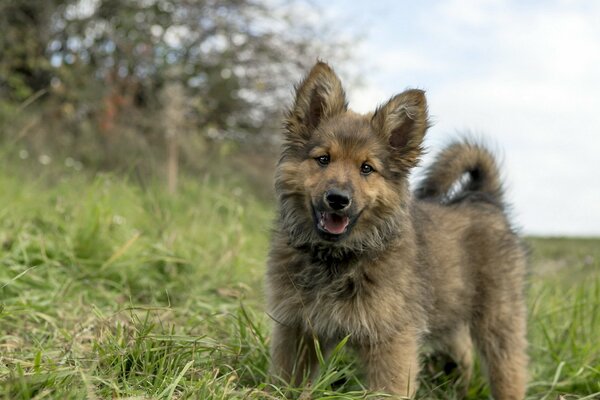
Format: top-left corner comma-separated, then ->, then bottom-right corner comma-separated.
471,274 -> 528,399
435,323 -> 474,398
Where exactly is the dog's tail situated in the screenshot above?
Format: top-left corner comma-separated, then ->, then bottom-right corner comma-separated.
415,140 -> 504,206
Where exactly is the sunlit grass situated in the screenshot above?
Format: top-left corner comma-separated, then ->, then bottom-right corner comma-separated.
0,165 -> 599,399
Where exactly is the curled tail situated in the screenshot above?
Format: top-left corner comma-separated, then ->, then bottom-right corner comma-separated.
415,140 -> 504,206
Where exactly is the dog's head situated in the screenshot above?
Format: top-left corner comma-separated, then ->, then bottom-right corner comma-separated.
276,62 -> 429,251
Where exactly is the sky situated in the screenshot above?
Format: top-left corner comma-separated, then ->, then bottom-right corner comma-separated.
313,0 -> 600,236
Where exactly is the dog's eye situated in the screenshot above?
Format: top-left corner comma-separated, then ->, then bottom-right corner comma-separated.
360,163 -> 374,175
316,155 -> 330,166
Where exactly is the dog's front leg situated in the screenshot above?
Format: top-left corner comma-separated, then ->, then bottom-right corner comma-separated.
359,331 -> 421,398
270,322 -> 323,388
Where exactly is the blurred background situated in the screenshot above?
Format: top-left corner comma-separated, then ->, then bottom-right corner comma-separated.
0,0 -> 352,192
1,0 -> 598,236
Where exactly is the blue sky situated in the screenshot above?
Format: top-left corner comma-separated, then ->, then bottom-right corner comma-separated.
313,0 -> 600,236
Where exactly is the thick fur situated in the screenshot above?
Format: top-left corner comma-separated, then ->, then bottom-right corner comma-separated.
266,62 -> 528,399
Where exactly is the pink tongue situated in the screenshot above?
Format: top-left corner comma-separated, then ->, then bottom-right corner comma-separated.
322,213 -> 349,234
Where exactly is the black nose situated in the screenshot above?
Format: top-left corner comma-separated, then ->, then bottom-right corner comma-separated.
325,189 -> 351,211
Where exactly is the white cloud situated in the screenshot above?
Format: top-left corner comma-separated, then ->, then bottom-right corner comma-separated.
349,85 -> 387,114
325,0 -> 600,235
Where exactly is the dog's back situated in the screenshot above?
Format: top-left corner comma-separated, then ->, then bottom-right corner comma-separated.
412,141 -> 528,399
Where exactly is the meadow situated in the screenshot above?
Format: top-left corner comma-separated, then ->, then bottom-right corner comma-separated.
1,160 -> 599,399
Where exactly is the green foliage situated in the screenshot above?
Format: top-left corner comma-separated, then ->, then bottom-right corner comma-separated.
0,165 -> 599,399
0,0 -> 353,163
0,0 -> 61,102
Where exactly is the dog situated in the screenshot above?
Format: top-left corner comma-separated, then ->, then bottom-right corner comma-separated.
265,61 -> 527,399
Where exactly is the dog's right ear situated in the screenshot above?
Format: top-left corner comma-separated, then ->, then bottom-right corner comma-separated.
371,89 -> 429,172
284,62 -> 347,140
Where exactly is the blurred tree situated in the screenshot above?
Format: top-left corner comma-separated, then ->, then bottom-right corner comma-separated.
0,0 -> 70,101
161,78 -> 186,193
0,0 -> 353,170
48,0 -> 348,135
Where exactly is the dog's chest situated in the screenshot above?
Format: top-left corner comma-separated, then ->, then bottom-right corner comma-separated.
291,257 -> 396,342
297,258 -> 363,297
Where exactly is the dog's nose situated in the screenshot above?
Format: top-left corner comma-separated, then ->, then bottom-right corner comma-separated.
325,189 -> 351,211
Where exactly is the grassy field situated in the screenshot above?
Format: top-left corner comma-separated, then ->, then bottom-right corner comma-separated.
1,163 -> 599,399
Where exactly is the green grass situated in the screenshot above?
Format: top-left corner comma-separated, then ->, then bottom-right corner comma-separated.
0,163 -> 599,399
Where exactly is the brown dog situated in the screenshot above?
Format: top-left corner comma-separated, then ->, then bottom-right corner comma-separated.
266,61 -> 527,399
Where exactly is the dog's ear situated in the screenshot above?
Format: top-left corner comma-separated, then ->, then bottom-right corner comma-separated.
285,62 -> 347,140
371,89 -> 429,170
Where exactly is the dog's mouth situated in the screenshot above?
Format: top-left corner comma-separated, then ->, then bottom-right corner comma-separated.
317,211 -> 350,235
312,204 -> 359,241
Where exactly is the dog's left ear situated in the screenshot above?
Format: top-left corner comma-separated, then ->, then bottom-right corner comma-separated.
372,89 -> 429,170
284,62 -> 348,141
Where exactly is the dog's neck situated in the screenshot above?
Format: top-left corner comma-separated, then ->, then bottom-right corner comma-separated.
290,239 -> 394,277
295,242 -> 361,264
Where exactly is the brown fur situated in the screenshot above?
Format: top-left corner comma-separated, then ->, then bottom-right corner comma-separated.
266,62 -> 528,399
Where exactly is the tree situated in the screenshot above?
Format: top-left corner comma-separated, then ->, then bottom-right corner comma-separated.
0,0 -> 354,170
0,0 -> 70,101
